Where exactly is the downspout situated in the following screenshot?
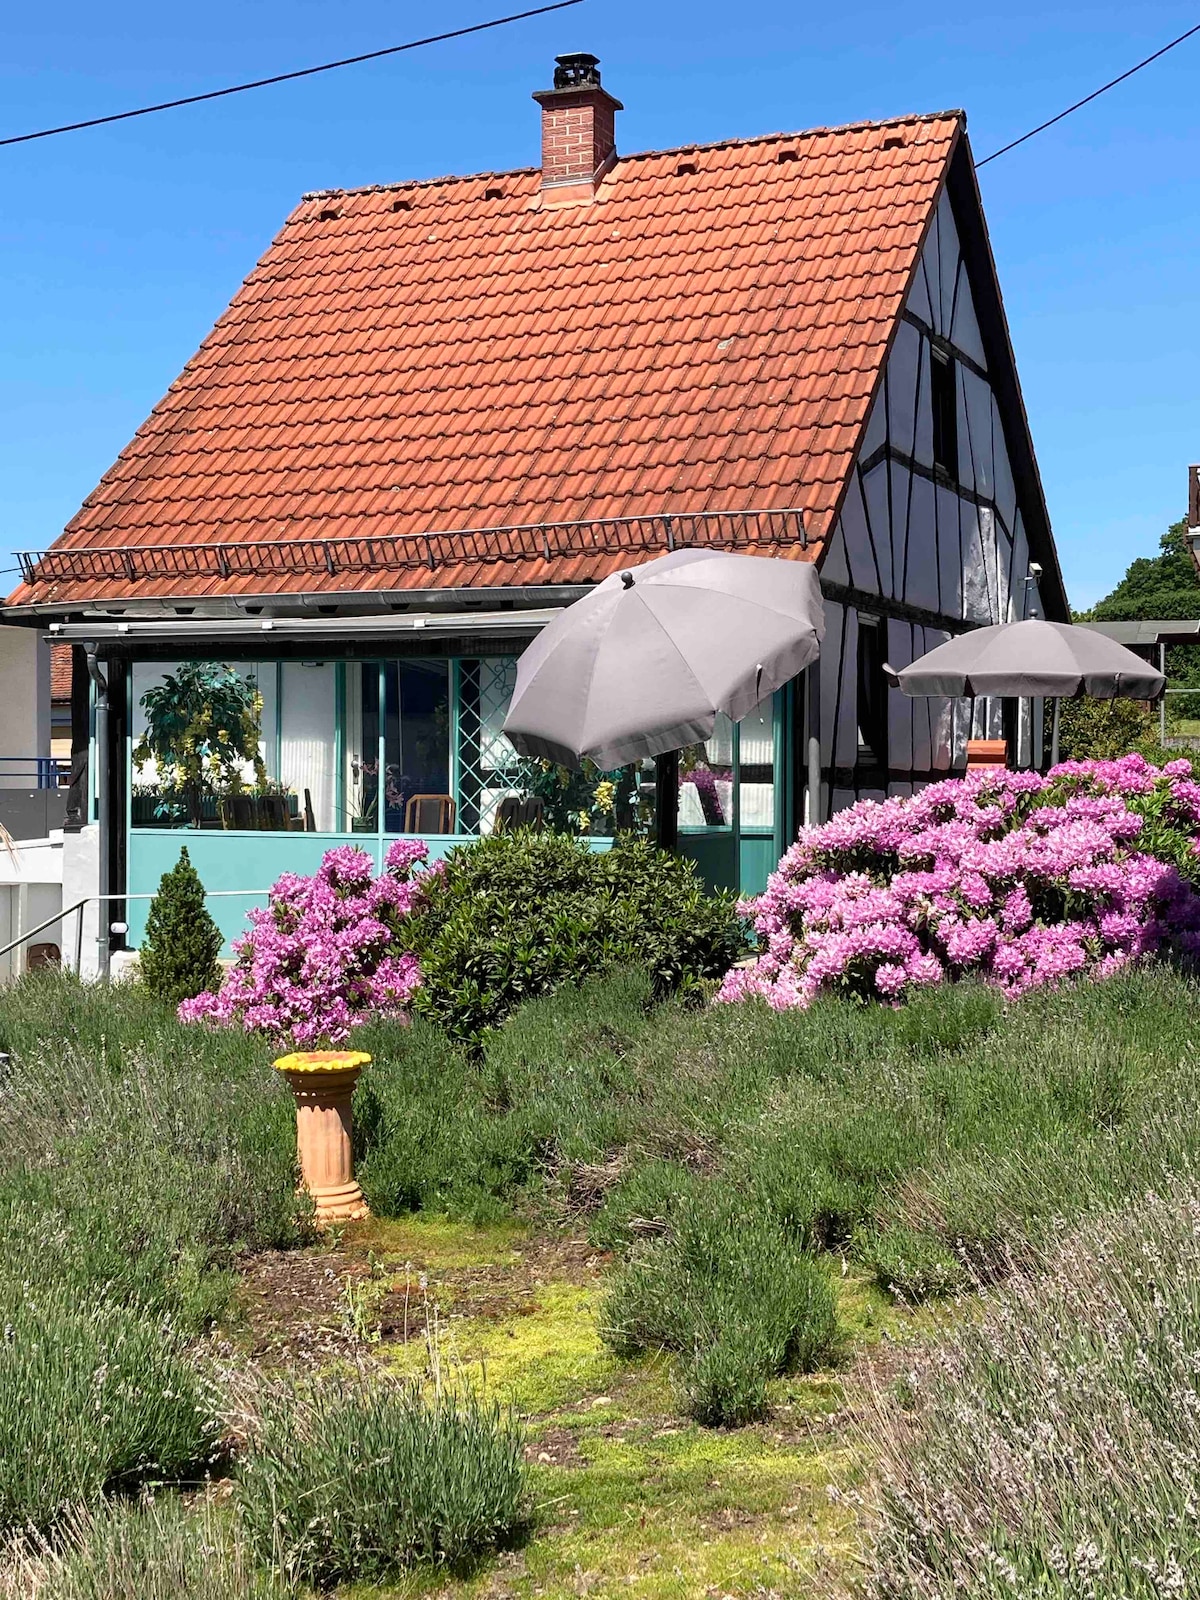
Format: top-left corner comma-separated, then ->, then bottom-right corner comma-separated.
85,647 -> 110,980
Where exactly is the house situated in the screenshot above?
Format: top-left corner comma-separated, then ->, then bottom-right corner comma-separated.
1,54 -> 1067,961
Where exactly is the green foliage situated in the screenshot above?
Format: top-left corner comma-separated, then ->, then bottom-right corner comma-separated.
1051,695 -> 1154,761
236,1376 -> 528,1588
3,1498 -> 290,1600
0,1282 -> 217,1538
133,660 -> 266,822
1089,517 -> 1200,721
139,847 -> 223,1009
601,1193 -> 840,1425
404,831 -> 744,1047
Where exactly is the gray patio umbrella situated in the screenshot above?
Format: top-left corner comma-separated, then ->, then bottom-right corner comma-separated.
886,618 -> 1165,765
502,549 -> 824,770
887,619 -> 1165,699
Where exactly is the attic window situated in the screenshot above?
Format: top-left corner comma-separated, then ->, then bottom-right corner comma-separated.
776,148 -> 798,163
318,207 -> 341,221
883,135 -> 905,150
391,198 -> 412,212
484,185 -> 505,199
676,159 -> 698,176
930,345 -> 959,480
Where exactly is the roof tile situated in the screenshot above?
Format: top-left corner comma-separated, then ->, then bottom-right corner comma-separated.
11,111 -> 962,606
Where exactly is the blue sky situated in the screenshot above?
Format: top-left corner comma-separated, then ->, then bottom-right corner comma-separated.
2,1 -> 1197,609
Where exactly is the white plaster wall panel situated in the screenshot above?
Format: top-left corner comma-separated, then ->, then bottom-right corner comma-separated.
902,471 -> 940,612
955,365 -> 975,494
820,519 -> 851,586
991,394 -> 1018,536
993,509 -> 1015,620
833,788 -> 858,812
859,786 -> 887,802
910,627 -> 937,770
936,484 -> 964,617
835,607 -> 860,769
950,260 -> 988,369
819,601 -> 847,771
912,337 -> 934,469
960,503 -> 993,624
860,469 -> 893,598
1011,514 -> 1031,619
906,256 -> 934,327
889,781 -> 914,798
931,692 -> 955,770
865,464 -> 896,600
886,320 -> 921,461
923,206 -> 943,335
951,695 -> 972,766
860,388 -> 887,459
961,367 -> 993,499
935,191 -> 961,338
839,473 -> 883,594
886,618 -> 914,772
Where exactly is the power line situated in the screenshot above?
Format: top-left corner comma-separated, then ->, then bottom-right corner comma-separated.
0,0 -> 582,148
978,19 -> 1200,166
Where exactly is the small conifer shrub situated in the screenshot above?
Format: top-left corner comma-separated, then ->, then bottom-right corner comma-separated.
139,847 -> 222,1008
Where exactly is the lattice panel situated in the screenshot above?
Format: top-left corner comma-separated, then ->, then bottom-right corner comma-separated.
454,658 -> 544,835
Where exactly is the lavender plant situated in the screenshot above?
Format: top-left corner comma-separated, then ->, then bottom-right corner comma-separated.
862,1180 -> 1200,1598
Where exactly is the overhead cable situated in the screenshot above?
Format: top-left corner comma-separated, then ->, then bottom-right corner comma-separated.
0,0 -> 582,148
978,19 -> 1200,166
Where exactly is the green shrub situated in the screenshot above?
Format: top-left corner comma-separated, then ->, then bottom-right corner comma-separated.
138,847 -> 222,1009
0,1283 -> 217,1538
602,1193 -> 840,1425
2,1497 -> 289,1600
236,1376 -> 528,1587
405,831 -> 743,1047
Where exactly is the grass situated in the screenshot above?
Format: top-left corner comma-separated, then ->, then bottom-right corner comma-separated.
8,961 -> 1200,1592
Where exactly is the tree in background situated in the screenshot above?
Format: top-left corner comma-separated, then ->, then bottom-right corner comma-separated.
139,847 -> 222,1009
1089,518 -> 1200,722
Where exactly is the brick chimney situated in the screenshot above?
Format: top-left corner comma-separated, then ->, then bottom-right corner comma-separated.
533,53 -> 622,206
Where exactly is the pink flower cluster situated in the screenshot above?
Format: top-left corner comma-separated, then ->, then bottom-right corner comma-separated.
179,838 -> 436,1044
718,755 -> 1200,1011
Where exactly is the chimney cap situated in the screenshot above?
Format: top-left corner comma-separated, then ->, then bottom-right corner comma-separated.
553,51 -> 602,88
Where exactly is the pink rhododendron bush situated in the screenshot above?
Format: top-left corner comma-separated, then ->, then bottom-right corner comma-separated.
718,754 -> 1200,1011
179,839 -> 433,1044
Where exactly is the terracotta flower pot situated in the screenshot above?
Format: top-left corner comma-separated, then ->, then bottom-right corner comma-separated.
273,1050 -> 372,1225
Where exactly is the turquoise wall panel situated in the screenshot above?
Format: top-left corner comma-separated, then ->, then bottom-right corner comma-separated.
677,832 -> 739,893
128,831 -> 461,954
127,830 -> 614,955
738,836 -> 779,900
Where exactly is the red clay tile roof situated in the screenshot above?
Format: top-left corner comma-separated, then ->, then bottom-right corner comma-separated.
9,111 -> 963,609
49,641 -> 71,700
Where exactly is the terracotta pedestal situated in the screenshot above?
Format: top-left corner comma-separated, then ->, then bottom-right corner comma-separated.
273,1051 -> 371,1225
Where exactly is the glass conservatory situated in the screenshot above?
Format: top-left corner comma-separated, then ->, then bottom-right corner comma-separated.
116,649 -> 794,949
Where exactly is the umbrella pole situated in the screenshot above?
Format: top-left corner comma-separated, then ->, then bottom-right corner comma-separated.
654,752 -> 679,852
1050,698 -> 1061,768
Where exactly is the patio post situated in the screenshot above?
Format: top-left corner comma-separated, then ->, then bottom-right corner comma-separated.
85,647 -> 110,980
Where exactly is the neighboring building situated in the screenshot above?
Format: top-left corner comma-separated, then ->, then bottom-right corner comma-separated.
49,643 -> 72,761
1189,464 -> 1200,571
2,54 -> 1066,953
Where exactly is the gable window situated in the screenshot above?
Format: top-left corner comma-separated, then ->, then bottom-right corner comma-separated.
930,345 -> 958,480
856,614 -> 888,768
